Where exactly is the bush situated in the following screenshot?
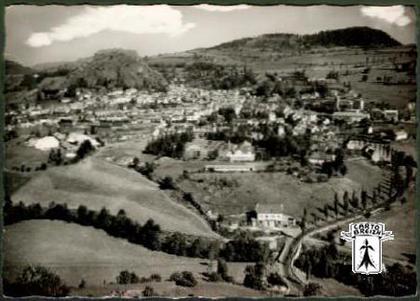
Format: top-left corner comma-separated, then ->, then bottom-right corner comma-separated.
150,273 -> 162,282
267,273 -> 287,287
169,271 -> 197,287
303,282 -> 322,296
116,270 -> 139,284
207,272 -> 223,282
142,286 -> 157,297
159,176 -> 176,190
78,278 -> 86,289
4,265 -> 70,297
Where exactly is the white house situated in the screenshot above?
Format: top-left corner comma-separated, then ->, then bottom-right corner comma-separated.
220,141 -> 256,162
253,203 -> 296,228
394,130 -> 408,141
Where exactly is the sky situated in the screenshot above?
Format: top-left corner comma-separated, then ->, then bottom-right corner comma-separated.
5,4 -> 416,66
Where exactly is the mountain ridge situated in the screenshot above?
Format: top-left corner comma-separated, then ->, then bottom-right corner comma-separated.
199,26 -> 401,55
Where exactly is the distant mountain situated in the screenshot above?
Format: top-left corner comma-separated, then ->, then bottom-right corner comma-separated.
207,27 -> 401,53
68,49 -> 167,91
5,60 -> 34,75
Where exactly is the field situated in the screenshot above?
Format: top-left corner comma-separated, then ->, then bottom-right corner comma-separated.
347,187 -> 416,262
5,139 -> 49,170
11,156 -> 218,238
176,46 -> 416,109
174,158 -> 384,217
4,220 -> 262,297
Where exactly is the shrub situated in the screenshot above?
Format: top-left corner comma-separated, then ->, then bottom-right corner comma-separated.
142,286 -> 157,297
207,272 -> 222,282
4,265 -> 70,297
150,273 -> 162,282
267,273 -> 287,287
159,176 -> 176,190
169,271 -> 197,287
116,270 -> 139,284
303,282 -> 322,296
78,279 -> 86,289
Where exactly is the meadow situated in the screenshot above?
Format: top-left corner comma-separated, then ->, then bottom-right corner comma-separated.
4,220 -> 262,297
11,156 -> 217,238
175,158 -> 384,217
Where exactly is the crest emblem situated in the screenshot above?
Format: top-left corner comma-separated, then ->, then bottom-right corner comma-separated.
340,222 -> 393,274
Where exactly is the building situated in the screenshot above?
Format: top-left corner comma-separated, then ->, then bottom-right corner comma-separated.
220,141 -> 256,162
204,164 -> 257,172
394,130 -> 408,141
252,203 -> 296,228
308,152 -> 336,165
383,110 -> 399,122
332,111 -> 370,123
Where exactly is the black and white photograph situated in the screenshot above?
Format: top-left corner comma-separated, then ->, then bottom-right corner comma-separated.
3,4 -> 417,297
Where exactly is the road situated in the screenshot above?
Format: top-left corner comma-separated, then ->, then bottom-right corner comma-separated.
275,173 -> 397,295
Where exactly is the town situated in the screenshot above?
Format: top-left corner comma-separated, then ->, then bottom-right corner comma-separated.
3,6 -> 417,298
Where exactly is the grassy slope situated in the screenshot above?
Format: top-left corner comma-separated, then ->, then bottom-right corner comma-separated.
307,186 -> 416,262
355,187 -> 416,261
11,156 -> 217,238
176,159 -> 383,217
4,220 -> 262,297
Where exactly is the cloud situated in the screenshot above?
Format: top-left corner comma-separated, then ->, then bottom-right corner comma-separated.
194,4 -> 250,12
26,5 -> 195,47
360,6 -> 412,26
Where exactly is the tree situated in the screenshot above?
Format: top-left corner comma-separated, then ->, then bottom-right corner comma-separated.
5,265 -> 70,297
142,286 -> 157,297
361,190 -> 368,210
129,157 -> 140,168
96,207 -> 112,230
77,205 -> 89,225
243,262 -> 266,290
48,149 -> 63,165
333,193 -> 339,217
159,176 -> 176,190
323,204 -> 329,219
303,282 -> 322,296
76,139 -> 94,160
217,258 -> 229,280
116,270 -> 139,284
138,162 -> 155,179
351,190 -> 360,208
169,271 -> 197,287
343,191 -> 349,215
301,207 -> 308,232
78,279 -> 86,289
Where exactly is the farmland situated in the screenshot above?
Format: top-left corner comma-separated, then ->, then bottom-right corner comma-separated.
4,220 -> 260,296
173,158 -> 384,217
11,156 -> 218,238
4,220 -> 263,297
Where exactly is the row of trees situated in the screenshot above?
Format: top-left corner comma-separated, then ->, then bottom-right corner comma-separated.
295,244 -> 416,296
4,199 -> 269,262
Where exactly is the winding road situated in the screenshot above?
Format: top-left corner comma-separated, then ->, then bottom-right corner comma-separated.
275,172 -> 397,295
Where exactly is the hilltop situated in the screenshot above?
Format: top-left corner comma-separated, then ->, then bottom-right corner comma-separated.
5,49 -> 168,99
68,49 -> 167,91
5,60 -> 34,75
208,27 -> 401,53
